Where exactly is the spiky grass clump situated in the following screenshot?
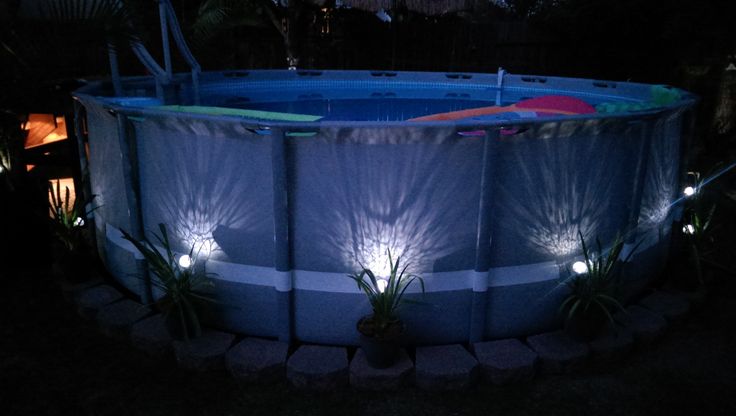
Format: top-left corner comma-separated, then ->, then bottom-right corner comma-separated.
121,223 -> 214,341
348,250 -> 424,338
48,179 -> 94,252
560,232 -> 631,326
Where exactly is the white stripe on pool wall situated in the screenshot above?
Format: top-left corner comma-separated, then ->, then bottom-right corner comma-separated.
106,223 -> 661,293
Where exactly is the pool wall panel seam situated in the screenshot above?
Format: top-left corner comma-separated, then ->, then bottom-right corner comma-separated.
626,118 -> 654,244
115,113 -> 153,304
470,130 -> 498,342
271,127 -> 294,343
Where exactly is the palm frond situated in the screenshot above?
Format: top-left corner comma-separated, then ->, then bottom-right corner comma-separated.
190,0 -> 273,50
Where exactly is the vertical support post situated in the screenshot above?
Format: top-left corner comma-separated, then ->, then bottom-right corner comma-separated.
495,67 -> 505,106
159,0 -> 173,80
271,127 -> 294,344
618,119 -> 654,292
623,119 -> 653,254
191,69 -> 200,105
107,44 -> 123,96
72,101 -> 91,201
115,113 -> 152,304
469,129 -> 498,344
65,113 -> 82,196
155,81 -> 165,103
73,101 -> 96,253
675,108 -> 697,223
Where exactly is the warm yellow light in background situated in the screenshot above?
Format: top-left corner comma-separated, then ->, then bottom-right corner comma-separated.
24,114 -> 68,149
48,177 -> 76,217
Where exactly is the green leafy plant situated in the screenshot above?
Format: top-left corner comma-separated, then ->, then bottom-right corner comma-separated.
680,169 -> 722,283
560,232 -> 634,334
48,179 -> 96,252
682,203 -> 717,285
121,223 -> 215,341
347,250 -> 425,338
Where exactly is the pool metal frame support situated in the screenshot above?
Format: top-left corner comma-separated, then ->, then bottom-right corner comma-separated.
72,101 -> 98,254
107,44 -> 123,97
72,101 -> 92,208
674,107 -> 698,223
115,112 -> 153,304
469,128 -> 500,343
495,67 -> 506,106
271,127 -> 294,344
623,117 -> 654,255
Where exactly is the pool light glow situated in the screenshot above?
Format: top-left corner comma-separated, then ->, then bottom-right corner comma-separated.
178,254 -> 192,269
572,261 -> 589,274
683,186 -> 696,197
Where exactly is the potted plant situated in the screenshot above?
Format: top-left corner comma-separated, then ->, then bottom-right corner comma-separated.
48,179 -> 97,282
121,223 -> 215,341
559,232 -> 633,341
347,250 -> 424,368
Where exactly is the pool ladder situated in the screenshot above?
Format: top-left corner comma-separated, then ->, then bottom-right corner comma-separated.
108,0 -> 201,104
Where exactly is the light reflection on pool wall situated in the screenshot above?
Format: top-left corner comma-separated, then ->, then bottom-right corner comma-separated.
291,126 -> 482,274
135,117 -> 274,264
493,120 -> 635,265
637,115 -> 681,234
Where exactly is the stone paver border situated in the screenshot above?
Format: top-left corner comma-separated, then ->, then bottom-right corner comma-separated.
61,271 -> 695,391
350,348 -> 414,391
287,345 -> 349,391
415,344 -> 479,391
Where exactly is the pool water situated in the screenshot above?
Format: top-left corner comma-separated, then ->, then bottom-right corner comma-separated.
203,89 -> 614,122
212,98 -> 501,121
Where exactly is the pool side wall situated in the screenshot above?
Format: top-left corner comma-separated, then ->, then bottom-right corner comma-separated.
74,70 -> 693,345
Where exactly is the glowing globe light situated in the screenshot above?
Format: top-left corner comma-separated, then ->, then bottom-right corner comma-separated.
572,261 -> 589,275
683,186 -> 696,197
178,254 -> 192,269
682,224 -> 695,235
73,217 -> 85,227
376,279 -> 388,293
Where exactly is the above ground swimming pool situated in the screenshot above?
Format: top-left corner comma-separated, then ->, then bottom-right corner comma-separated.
74,70 -> 696,345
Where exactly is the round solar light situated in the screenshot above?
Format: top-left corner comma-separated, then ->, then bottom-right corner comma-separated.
74,217 -> 85,227
683,186 -> 696,197
376,279 -> 388,293
682,224 -> 695,235
572,261 -> 589,274
178,254 -> 192,269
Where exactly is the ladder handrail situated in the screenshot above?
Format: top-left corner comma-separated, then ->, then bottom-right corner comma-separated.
162,0 -> 201,74
109,0 -> 201,103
